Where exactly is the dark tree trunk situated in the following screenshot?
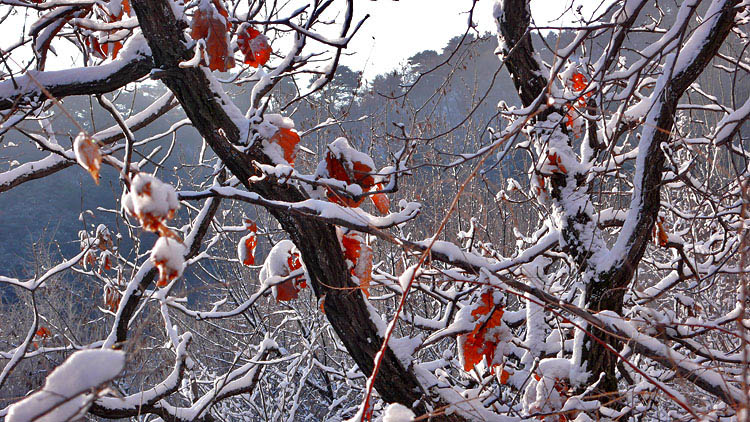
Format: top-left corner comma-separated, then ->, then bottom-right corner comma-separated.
497,0 -> 739,403
126,0 -> 466,419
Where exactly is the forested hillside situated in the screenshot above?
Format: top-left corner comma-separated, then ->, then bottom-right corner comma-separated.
1,1 -> 749,421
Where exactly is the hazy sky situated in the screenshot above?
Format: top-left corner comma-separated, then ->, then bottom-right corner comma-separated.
338,0 -> 599,79
2,0 -> 604,78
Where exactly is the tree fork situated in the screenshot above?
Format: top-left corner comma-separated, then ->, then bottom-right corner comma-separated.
127,0 -> 465,418
497,0 -> 740,403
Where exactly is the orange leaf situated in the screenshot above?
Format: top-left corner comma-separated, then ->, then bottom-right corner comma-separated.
547,152 -> 567,174
325,153 -> 375,207
191,0 -> 234,71
35,327 -> 51,338
237,25 -> 272,67
86,36 -> 106,60
571,72 -> 587,91
154,264 -> 179,287
242,234 -> 257,265
370,185 -> 390,215
74,133 -> 102,184
352,161 -> 375,190
275,279 -> 300,302
99,0 -> 131,22
270,128 -> 300,165
239,222 -> 258,266
499,369 -> 510,384
110,41 -> 123,59
341,233 -> 361,263
462,291 -> 505,371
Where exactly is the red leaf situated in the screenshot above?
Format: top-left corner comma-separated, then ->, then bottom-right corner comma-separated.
325,153 -> 375,207
571,72 -> 587,91
237,25 -> 271,67
191,0 -> 234,71
275,279 -> 300,302
287,250 -> 302,272
270,128 -> 300,165
462,291 -> 505,371
370,183 -> 390,215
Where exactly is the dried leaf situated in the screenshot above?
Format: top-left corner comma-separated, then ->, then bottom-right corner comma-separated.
656,219 -> 669,247
461,291 -> 505,371
270,128 -> 300,165
325,153 -> 374,207
237,25 -> 271,67
73,132 -> 102,184
340,233 -> 371,296
191,0 -> 234,71
371,184 -> 390,215
275,279 -> 300,301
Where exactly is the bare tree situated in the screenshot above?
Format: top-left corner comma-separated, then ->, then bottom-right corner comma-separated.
1,0 -> 750,421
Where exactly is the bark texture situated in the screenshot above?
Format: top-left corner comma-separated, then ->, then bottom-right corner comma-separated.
127,0 -> 465,418
497,0 -> 739,401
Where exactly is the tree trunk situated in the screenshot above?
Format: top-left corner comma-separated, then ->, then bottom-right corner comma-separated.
128,0 -> 466,418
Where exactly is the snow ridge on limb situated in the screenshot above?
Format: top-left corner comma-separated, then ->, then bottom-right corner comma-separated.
0,32 -> 152,110
494,0 -> 743,406
92,334 -> 192,417
412,238 -> 744,410
128,0 -> 454,416
7,349 -> 125,422
0,92 -> 175,194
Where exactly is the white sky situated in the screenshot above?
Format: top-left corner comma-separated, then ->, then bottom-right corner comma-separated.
2,0 -> 602,79
337,0 -> 595,80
